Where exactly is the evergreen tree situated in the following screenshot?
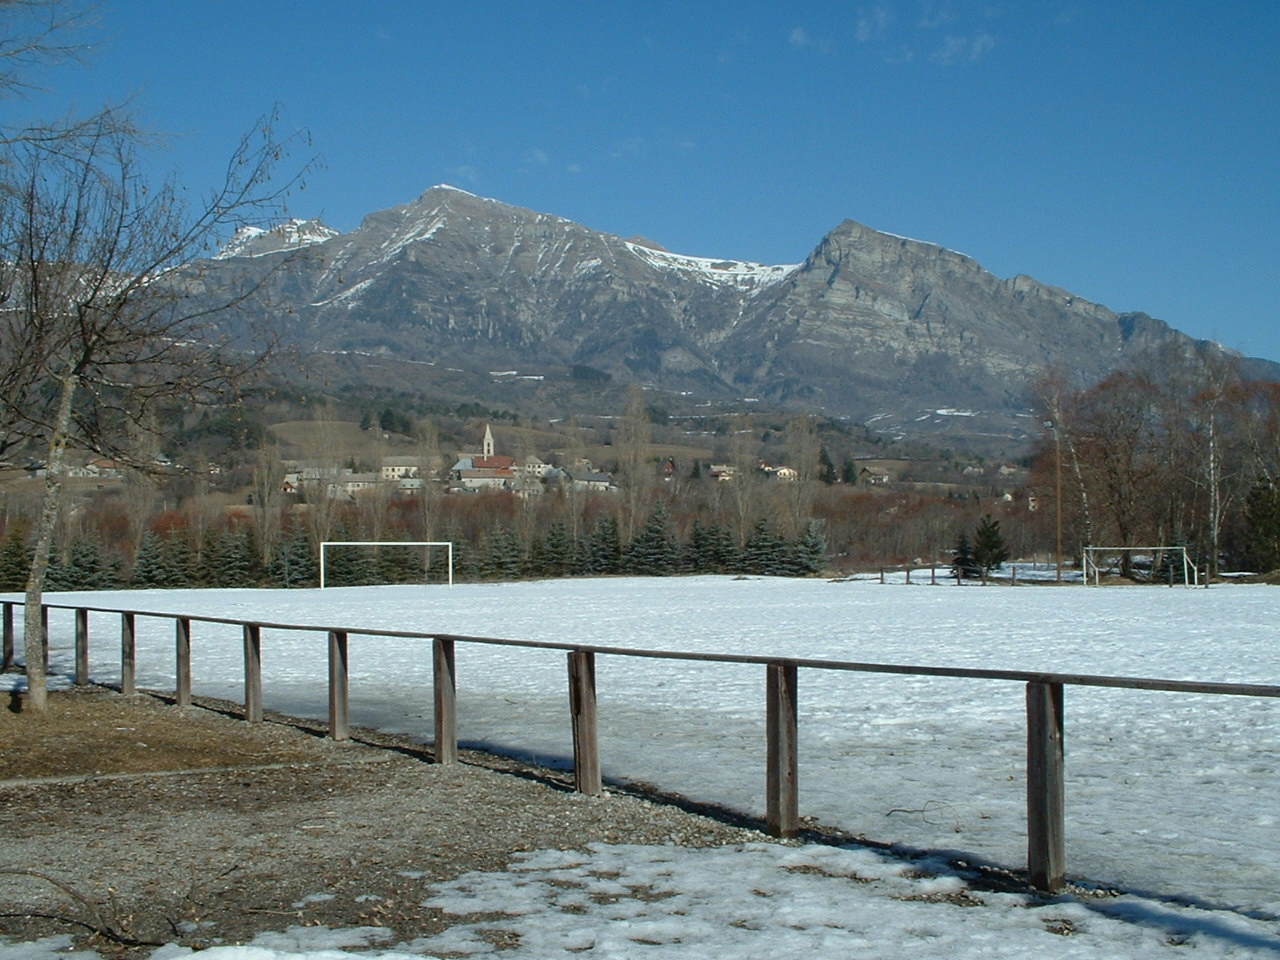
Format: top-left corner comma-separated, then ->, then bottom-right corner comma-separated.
535,521 -> 576,579
683,520 -> 713,573
623,504 -> 678,575
790,521 -> 827,576
952,532 -> 981,580
971,515 -> 1010,577
268,528 -> 318,587
131,531 -> 166,588
58,538 -> 118,590
204,527 -> 260,588
377,544 -> 425,584
818,446 -> 837,484
44,545 -> 72,591
161,532 -> 197,588
742,519 -> 788,575
1243,480 -> 1280,572
583,515 -> 622,575
325,533 -> 379,586
705,523 -> 740,573
477,525 -> 523,581
0,529 -> 32,591
1154,539 -> 1194,585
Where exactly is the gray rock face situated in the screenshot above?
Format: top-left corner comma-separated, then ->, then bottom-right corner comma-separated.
200,185 -> 1271,452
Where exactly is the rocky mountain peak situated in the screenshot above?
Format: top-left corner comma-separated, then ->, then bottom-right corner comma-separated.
215,218 -> 338,259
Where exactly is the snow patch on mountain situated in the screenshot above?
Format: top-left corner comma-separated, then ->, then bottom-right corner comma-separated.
215,219 -> 338,259
625,242 -> 798,291
310,277 -> 375,309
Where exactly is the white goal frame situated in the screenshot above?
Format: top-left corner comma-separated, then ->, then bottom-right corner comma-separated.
319,541 -> 454,589
1082,546 -> 1198,587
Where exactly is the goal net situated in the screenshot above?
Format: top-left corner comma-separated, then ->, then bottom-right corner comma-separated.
319,541 -> 454,588
1082,546 -> 1198,587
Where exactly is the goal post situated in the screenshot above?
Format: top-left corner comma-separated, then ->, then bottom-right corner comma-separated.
319,541 -> 454,589
1082,546 -> 1198,587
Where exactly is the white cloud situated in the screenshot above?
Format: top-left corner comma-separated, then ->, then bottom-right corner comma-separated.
789,26 -> 812,49
856,5 -> 893,42
447,164 -> 481,185
930,31 -> 996,64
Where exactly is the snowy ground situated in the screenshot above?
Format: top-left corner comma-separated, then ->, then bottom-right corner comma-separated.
4,575 -> 1280,958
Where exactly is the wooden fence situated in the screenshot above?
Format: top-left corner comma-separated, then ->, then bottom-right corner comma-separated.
5,598 -> 1278,895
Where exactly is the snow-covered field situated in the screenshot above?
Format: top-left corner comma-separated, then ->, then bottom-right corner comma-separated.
5,575 -> 1280,958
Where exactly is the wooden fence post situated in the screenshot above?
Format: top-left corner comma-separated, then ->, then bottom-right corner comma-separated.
568,650 -> 601,796
41,605 -> 49,670
120,612 -> 136,696
74,608 -> 89,685
433,638 -> 458,765
243,623 -> 262,723
175,617 -> 192,707
766,660 -> 800,838
1027,681 -> 1066,893
328,630 -> 349,741
3,602 -> 14,671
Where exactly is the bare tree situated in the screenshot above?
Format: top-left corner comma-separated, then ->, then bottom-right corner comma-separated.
616,386 -> 651,542
1,101 -> 306,709
781,414 -> 820,537
726,413 -> 763,546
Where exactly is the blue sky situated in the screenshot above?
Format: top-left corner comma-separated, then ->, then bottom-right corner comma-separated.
14,1 -> 1280,362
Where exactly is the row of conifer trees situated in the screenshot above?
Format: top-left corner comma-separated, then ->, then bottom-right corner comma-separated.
0,505 -> 827,592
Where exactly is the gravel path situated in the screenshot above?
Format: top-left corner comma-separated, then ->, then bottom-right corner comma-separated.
0,686 -> 770,954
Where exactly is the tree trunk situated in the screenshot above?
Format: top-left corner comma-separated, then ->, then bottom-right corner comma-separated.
22,373 -> 78,712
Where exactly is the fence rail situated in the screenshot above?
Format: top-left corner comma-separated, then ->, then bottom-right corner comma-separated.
5,598 -> 1279,894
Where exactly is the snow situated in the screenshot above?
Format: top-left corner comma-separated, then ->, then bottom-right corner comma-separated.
624,242 -> 799,291
215,219 -> 339,259
4,575 -> 1280,959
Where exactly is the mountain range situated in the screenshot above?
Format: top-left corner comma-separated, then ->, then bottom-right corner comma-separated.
197,185 -> 1275,455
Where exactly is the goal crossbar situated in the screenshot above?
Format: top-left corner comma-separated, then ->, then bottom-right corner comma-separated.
319,541 -> 454,589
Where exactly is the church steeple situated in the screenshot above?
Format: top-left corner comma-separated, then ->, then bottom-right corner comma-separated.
483,424 -> 495,458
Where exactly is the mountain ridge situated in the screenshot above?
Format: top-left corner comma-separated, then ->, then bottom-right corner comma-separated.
200,185 -> 1274,455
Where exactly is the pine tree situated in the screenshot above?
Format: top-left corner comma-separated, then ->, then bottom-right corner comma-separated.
790,521 -> 827,575
44,545 -> 72,591
952,532 -> 980,581
58,538 -> 117,590
268,528 -> 317,587
0,529 -> 32,591
1243,481 -> 1280,572
583,515 -> 622,575
818,446 -> 837,484
742,519 -> 788,575
131,531 -> 166,588
623,504 -> 678,575
478,526 -> 523,581
971,515 -> 1010,577
1154,539 -> 1194,585
205,527 -> 260,588
537,521 -> 576,579
161,532 -> 197,588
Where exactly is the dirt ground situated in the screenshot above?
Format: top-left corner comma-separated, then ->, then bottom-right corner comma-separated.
0,683 -> 770,956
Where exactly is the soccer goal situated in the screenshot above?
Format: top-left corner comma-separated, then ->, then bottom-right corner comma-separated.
1082,546 -> 1198,587
319,541 -> 454,589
